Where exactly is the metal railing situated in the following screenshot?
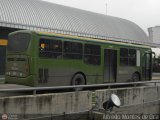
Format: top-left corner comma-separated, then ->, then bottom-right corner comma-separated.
0,80 -> 160,95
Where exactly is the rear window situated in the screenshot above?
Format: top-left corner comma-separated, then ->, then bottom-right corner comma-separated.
8,33 -> 31,52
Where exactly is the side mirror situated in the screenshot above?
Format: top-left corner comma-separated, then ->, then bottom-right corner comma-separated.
103,94 -> 121,111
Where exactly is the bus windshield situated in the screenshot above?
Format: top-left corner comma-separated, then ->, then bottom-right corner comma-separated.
8,33 -> 31,52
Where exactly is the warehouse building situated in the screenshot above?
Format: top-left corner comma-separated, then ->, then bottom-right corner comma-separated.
0,0 -> 149,77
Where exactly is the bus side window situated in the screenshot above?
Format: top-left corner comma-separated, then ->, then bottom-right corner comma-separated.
120,48 -> 128,66
63,41 -> 82,59
39,38 -> 62,59
120,48 -> 136,66
129,49 -> 136,66
84,44 -> 101,65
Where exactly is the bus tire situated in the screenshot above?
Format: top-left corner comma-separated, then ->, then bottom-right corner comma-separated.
131,72 -> 140,82
71,73 -> 86,90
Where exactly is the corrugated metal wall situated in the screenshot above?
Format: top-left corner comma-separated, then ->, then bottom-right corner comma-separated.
0,0 -> 149,43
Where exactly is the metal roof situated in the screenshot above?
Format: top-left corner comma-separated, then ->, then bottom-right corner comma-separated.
0,0 -> 150,45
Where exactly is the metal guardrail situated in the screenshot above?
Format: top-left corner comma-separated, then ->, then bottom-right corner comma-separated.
0,80 -> 160,94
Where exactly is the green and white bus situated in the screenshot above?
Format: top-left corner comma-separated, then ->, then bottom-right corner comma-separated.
5,30 -> 153,86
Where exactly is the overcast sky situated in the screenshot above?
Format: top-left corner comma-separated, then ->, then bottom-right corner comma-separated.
42,0 -> 160,34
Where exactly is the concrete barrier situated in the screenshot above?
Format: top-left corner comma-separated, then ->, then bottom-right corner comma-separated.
0,91 -> 92,119
0,85 -> 160,119
94,86 -> 160,114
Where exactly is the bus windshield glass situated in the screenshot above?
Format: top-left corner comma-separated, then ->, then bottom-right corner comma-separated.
8,33 -> 31,52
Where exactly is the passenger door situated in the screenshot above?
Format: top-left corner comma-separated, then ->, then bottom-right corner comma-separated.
143,52 -> 153,80
104,49 -> 117,83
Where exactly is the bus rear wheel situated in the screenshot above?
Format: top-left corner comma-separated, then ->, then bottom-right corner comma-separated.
131,73 -> 140,82
71,74 -> 86,90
